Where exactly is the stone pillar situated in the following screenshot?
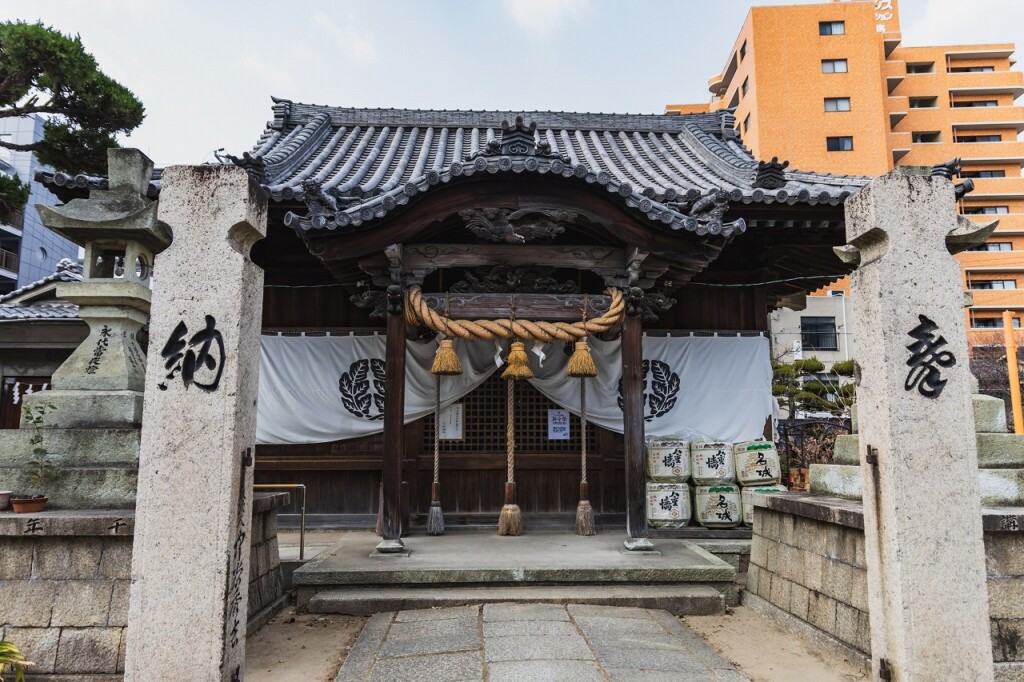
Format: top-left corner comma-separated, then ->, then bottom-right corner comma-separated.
124,166 -> 266,681
843,168 -> 993,680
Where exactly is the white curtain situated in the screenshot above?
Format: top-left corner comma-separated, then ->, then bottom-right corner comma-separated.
256,333 -> 772,445
256,334 -> 497,444
527,335 -> 773,442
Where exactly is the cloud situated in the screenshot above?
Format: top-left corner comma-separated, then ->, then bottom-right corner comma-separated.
312,11 -> 378,64
902,0 -> 1024,49
501,0 -> 588,38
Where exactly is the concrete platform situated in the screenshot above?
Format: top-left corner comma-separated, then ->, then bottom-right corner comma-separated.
294,530 -> 737,612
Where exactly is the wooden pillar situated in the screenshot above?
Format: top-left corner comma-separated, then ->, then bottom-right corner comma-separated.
377,284 -> 406,552
621,288 -> 653,550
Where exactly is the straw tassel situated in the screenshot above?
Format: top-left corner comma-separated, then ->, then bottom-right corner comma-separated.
432,294 -> 463,376
501,341 -> 534,380
427,375 -> 445,535
498,378 -> 523,536
576,378 -> 596,535
431,338 -> 463,376
567,340 -> 598,378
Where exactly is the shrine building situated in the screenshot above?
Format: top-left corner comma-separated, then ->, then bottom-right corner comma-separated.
36,99 -> 872,544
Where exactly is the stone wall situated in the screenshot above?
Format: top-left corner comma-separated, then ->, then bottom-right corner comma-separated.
247,493 -> 287,635
0,493 -> 288,680
747,492 -> 1024,679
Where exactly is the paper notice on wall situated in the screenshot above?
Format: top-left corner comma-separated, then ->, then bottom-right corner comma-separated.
439,403 -> 463,440
548,409 -> 570,440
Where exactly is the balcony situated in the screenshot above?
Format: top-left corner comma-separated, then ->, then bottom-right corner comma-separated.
0,248 -> 18,277
964,288 -> 1024,310
887,95 -> 909,127
950,104 -> 1024,132
885,59 -> 906,94
963,176 -> 1024,200
947,69 -> 1024,97
952,139 -> 1024,163
889,131 -> 912,163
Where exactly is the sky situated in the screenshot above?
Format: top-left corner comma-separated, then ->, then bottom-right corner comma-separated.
5,0 -> 1024,167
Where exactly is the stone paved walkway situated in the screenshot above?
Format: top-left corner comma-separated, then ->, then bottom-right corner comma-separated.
334,603 -> 748,681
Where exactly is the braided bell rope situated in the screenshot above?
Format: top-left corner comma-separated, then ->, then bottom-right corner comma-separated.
433,375 -> 441,487
506,379 -> 516,484
405,287 -> 625,343
580,378 -> 587,485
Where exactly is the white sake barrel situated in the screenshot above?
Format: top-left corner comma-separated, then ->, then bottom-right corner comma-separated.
690,441 -> 736,484
646,482 -> 691,528
741,483 -> 788,527
646,438 -> 690,482
694,484 -> 742,528
734,441 -> 782,485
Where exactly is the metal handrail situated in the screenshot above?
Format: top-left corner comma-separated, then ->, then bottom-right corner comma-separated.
253,483 -> 306,560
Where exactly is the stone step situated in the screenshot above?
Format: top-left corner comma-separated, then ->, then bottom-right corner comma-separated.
811,464 -> 1024,506
308,584 -> 726,617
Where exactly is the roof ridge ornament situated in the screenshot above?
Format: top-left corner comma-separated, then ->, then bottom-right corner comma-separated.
930,157 -> 974,200
465,115 -> 570,162
684,189 -> 746,237
752,157 -> 790,190
718,109 -> 740,142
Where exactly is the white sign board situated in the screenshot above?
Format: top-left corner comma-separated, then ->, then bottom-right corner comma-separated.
548,409 -> 570,440
439,403 -> 463,440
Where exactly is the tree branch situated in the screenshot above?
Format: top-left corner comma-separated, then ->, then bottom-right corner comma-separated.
0,139 -> 41,152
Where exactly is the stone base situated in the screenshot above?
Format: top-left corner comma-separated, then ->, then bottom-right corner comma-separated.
976,393 -> 1010,433
0,429 -> 140,509
623,537 -> 656,552
23,390 -> 144,429
809,464 -> 863,500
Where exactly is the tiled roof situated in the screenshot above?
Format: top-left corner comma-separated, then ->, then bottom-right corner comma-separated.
0,258 -> 82,304
34,168 -> 162,200
0,303 -> 79,320
236,98 -> 868,237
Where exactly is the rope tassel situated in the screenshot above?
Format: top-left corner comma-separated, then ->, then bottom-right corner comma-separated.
498,378 -> 523,536
427,375 -> 445,535
576,378 -> 596,536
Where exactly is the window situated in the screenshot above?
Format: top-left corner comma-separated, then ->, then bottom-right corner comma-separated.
972,316 -> 1020,329
963,206 -> 1009,214
743,114 -> 751,134
801,317 -> 838,351
952,100 -> 998,108
961,170 -> 1006,178
740,41 -> 747,60
970,280 -> 1016,290
824,97 -> 851,112
949,65 -> 995,73
819,21 -> 845,36
826,136 -> 854,151
828,290 -> 845,297
956,134 -> 1002,143
968,242 -> 1012,251
906,62 -> 935,74
741,77 -> 749,97
912,131 -> 941,143
909,97 -> 938,109
821,59 -> 848,73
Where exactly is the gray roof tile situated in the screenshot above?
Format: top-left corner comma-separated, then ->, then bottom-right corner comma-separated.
238,99 -> 868,237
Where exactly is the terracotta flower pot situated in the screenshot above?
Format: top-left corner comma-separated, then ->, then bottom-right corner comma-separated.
11,496 -> 47,513
0,491 -> 11,511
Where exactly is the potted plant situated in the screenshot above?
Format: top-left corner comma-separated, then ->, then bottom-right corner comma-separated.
0,639 -> 34,682
10,403 -> 56,514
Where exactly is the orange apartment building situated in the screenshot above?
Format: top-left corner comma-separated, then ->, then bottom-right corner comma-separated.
668,0 -> 1024,346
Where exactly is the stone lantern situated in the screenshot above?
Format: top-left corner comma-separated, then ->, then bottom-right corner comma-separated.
29,148 -> 171,427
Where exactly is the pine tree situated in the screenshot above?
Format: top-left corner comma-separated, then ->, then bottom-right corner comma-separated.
0,22 -> 144,222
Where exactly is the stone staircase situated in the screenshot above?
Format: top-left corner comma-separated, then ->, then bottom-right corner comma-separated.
811,389 -> 1024,505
